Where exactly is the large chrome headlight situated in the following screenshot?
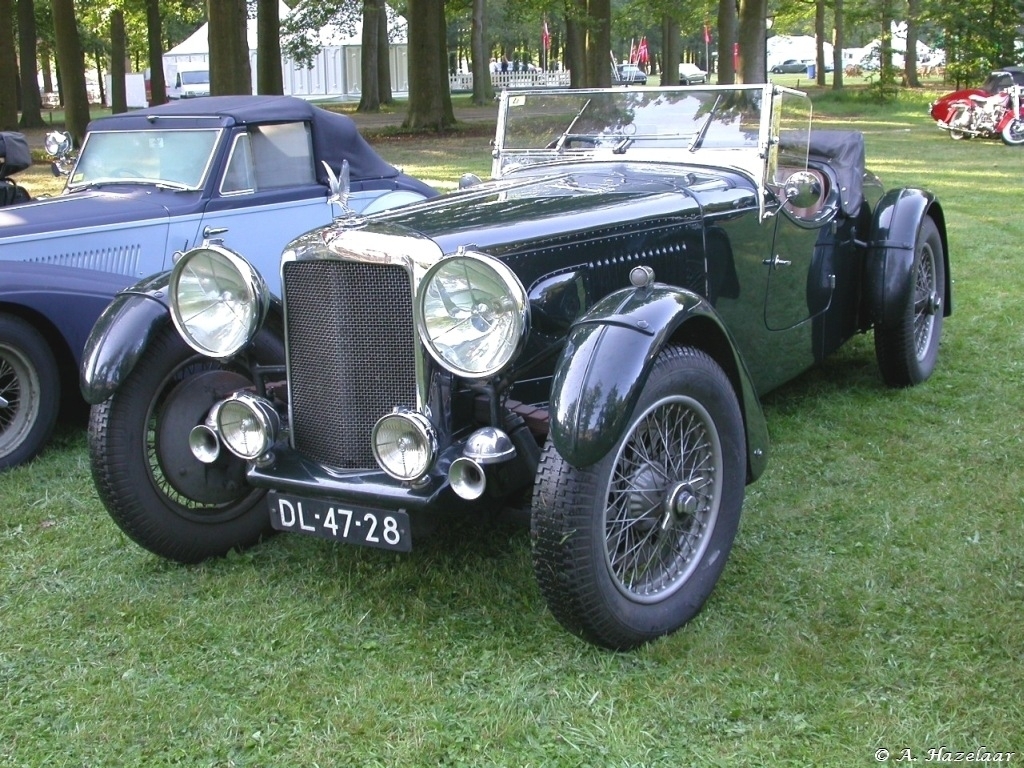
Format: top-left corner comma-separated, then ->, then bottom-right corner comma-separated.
169,244 -> 269,358
417,251 -> 529,378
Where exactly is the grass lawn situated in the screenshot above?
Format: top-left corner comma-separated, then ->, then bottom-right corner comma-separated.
2,87 -> 1022,766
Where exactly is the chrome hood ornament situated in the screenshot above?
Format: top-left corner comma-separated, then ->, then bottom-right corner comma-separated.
322,159 -> 366,228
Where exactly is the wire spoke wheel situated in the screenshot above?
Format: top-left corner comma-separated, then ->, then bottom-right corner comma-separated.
0,315 -> 59,469
532,345 -> 745,650
604,395 -> 722,603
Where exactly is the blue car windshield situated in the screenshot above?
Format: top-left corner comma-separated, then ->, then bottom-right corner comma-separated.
70,128 -> 221,190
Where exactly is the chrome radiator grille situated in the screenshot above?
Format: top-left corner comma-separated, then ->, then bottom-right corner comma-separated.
282,260 -> 417,469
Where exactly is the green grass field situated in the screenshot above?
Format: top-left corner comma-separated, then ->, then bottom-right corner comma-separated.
3,88 -> 1022,766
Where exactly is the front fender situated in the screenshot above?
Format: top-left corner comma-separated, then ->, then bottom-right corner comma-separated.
549,284 -> 769,480
867,188 -> 951,328
80,273 -> 172,404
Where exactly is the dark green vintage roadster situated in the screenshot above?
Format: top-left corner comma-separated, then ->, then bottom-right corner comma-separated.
82,85 -> 951,650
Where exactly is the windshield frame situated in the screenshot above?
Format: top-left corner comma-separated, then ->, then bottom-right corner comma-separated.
67,127 -> 223,192
492,84 -> 811,219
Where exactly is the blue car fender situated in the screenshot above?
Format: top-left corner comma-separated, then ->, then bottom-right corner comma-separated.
867,188 -> 951,328
549,283 -> 769,481
80,273 -> 173,405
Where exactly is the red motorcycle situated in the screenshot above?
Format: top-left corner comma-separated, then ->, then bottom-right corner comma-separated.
933,83 -> 1024,146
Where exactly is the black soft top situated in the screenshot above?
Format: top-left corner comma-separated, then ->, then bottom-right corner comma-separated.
0,132 -> 31,178
806,130 -> 866,217
85,95 -> 399,186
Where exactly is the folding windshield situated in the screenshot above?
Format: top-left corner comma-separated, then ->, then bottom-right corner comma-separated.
69,128 -> 221,190
493,85 -> 782,179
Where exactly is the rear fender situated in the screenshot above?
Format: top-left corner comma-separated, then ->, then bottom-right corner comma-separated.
549,284 -> 769,482
867,188 -> 951,328
79,273 -> 173,404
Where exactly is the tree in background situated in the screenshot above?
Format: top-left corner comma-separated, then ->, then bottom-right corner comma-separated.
405,0 -> 455,129
146,0 -> 168,104
470,0 -> 494,105
0,0 -> 17,130
257,0 -> 284,94
50,0 -> 91,143
110,9 -> 128,113
208,0 -> 251,95
17,0 -> 44,128
358,0 -> 384,112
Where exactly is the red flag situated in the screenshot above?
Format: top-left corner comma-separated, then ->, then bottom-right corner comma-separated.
637,36 -> 649,65
704,24 -> 711,44
542,20 -> 551,51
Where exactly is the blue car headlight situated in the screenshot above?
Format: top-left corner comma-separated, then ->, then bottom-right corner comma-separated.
417,251 -> 529,379
169,244 -> 269,358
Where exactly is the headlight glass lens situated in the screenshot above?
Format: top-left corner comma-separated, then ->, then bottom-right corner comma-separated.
170,245 -> 267,358
215,393 -> 279,460
418,253 -> 528,378
372,411 -> 436,481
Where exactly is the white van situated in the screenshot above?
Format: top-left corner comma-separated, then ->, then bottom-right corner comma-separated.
168,63 -> 210,99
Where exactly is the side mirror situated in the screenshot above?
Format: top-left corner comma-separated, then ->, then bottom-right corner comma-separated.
45,130 -> 75,177
783,170 -> 823,210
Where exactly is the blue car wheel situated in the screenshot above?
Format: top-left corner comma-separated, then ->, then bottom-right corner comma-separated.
0,314 -> 60,470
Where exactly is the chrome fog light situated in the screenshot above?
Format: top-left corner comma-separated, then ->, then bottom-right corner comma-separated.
214,392 -> 279,460
372,410 -> 437,481
170,244 -> 269,358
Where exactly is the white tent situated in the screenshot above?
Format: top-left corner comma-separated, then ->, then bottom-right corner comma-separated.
163,4 -> 409,100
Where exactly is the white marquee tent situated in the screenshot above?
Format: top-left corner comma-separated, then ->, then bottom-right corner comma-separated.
163,4 -> 409,100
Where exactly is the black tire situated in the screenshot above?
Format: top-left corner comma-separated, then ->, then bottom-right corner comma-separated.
0,314 -> 60,470
1001,118 -> 1024,146
531,346 -> 746,650
874,216 -> 945,388
89,324 -> 283,563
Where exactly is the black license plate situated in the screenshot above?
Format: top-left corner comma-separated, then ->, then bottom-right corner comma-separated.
268,492 -> 411,552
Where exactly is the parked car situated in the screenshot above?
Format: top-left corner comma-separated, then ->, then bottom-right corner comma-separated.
83,85 -> 951,650
771,59 -> 808,74
678,62 -> 708,85
930,66 -> 1024,122
615,64 -> 648,85
0,95 -> 435,470
1,264 -> 134,469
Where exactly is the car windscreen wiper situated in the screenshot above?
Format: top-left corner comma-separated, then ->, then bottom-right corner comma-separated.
689,94 -> 723,152
554,98 -> 592,152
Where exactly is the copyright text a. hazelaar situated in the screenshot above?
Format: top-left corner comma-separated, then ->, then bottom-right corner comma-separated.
875,747 -> 1017,763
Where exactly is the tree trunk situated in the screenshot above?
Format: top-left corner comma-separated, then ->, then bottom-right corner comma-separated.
716,0 -> 737,84
377,0 -> 393,105
661,15 -> 680,86
0,0 -> 18,129
94,49 -> 106,107
50,0 -> 91,143
146,0 -> 166,105
831,0 -> 844,89
564,8 -> 585,89
17,0 -> 44,128
110,10 -> 128,114
904,0 -> 921,87
736,0 -> 766,84
209,0 -> 252,95
257,0 -> 283,94
815,0 -> 826,85
358,0 -> 380,112
470,0 -> 493,105
584,0 -> 611,88
403,0 -> 455,131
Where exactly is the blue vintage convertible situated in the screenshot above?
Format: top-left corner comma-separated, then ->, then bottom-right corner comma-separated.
0,96 -> 435,469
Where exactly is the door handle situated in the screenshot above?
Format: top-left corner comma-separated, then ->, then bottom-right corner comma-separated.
203,226 -> 228,237
762,254 -> 792,268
